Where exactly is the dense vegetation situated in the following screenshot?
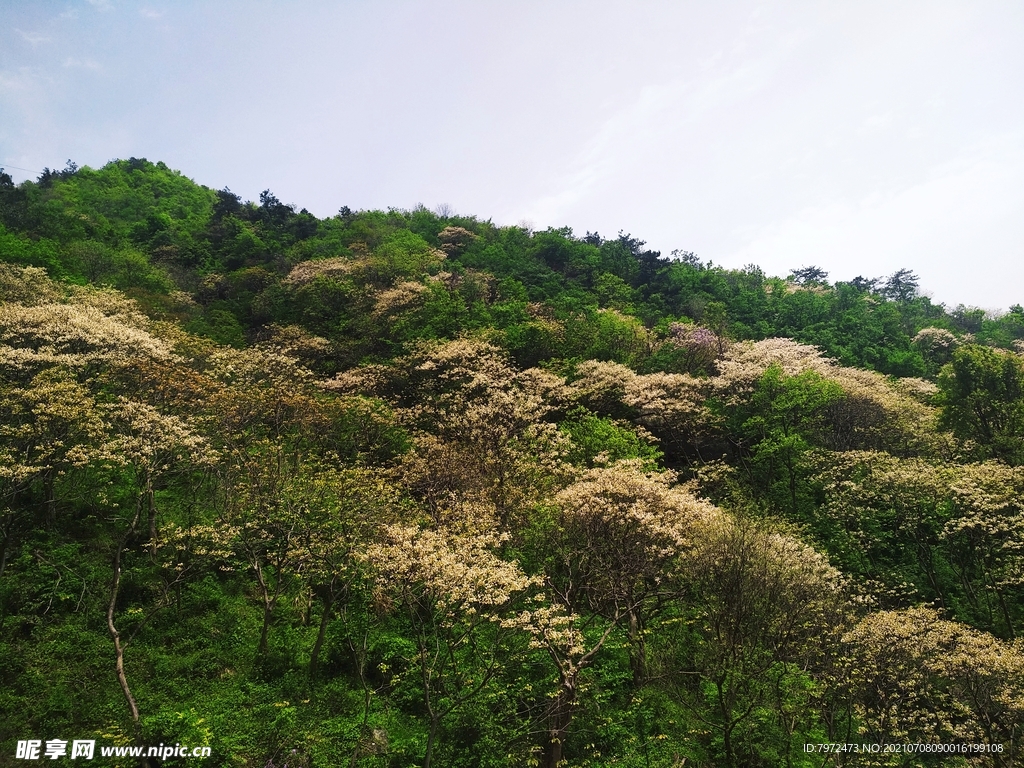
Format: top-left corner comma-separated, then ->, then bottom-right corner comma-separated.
3,158 -> 1024,766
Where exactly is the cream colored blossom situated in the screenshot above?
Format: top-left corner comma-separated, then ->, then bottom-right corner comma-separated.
436,226 -> 478,256
844,606 -> 1024,749
913,326 -> 959,365
370,280 -> 428,319
0,264 -> 60,305
0,300 -> 172,375
567,360 -> 637,413
367,524 -> 540,618
254,324 -> 331,362
104,397 -> 218,470
282,256 -> 355,286
712,338 -> 942,454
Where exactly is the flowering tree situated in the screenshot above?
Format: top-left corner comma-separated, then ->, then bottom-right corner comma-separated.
385,340 -> 574,527
844,607 -> 1024,759
666,516 -> 844,768
102,398 -> 217,737
530,462 -> 723,765
367,525 -> 540,768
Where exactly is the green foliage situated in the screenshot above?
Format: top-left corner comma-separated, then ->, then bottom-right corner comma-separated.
0,225 -> 68,279
5,159 -> 1024,767
560,408 -> 662,468
722,365 -> 843,514
185,307 -> 247,347
939,344 -> 1024,463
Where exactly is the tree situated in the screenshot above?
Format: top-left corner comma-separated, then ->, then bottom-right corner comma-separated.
214,440 -> 310,660
387,339 -> 572,527
848,275 -> 879,292
844,607 -> 1024,760
436,225 -> 477,257
670,249 -> 702,268
37,160 -> 78,188
102,398 -> 216,738
367,524 -> 540,768
938,345 -> 1024,464
257,189 -> 295,228
913,327 -> 959,371
662,322 -> 722,372
212,187 -> 242,220
663,517 -> 843,768
941,461 -> 1024,638
558,408 -> 662,469
789,266 -> 829,285
951,304 -> 987,334
808,452 -> 952,610
0,368 -> 107,529
520,463 -> 727,766
297,467 -> 401,679
550,463 -> 718,683
881,268 -> 920,303
729,364 -> 844,514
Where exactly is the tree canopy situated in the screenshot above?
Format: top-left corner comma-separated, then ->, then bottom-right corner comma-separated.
2,158 -> 1024,766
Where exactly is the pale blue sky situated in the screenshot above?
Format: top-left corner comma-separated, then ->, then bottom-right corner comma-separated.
2,1 -> 1023,309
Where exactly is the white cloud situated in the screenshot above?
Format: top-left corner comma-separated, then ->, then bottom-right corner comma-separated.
0,69 -> 39,93
140,8 -> 162,19
521,82 -> 677,224
16,29 -> 51,46
63,58 -> 102,71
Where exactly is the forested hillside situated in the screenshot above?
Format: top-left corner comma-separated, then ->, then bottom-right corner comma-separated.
3,159 -> 1024,767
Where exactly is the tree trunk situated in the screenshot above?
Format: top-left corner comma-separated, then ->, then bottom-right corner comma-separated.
309,595 -> 334,679
146,474 -> 157,555
544,685 -> 576,768
107,537 -> 142,734
424,714 -> 440,768
44,470 -> 56,528
347,627 -> 374,768
996,587 -> 1016,640
627,608 -> 646,687
253,560 -> 275,660
0,530 -> 10,582
717,678 -> 735,768
258,598 -> 272,658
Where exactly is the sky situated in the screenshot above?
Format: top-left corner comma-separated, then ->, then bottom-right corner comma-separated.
1,1 -> 1023,309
